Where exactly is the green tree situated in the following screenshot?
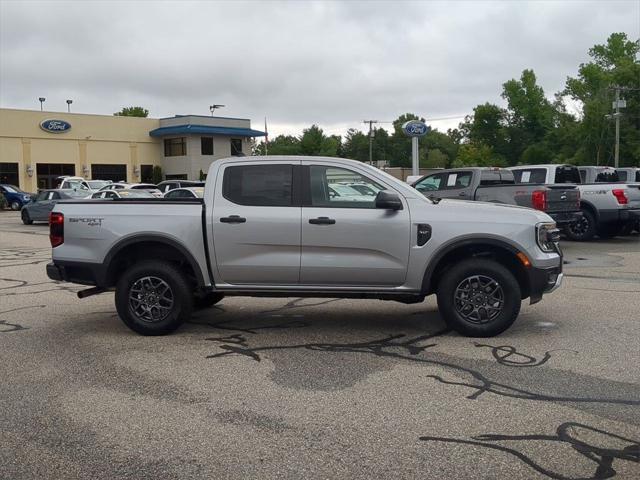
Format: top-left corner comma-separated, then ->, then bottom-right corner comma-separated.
564,32 -> 640,166
114,106 -> 149,117
199,169 -> 205,181
452,143 -> 506,168
151,165 -> 163,184
342,128 -> 369,161
256,135 -> 301,155
299,125 -> 341,157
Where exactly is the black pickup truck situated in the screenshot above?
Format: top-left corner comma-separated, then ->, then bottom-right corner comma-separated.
412,167 -> 582,226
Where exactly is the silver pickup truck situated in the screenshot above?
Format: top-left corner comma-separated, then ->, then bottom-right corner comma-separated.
47,156 -> 563,337
510,164 -> 640,240
412,167 -> 581,227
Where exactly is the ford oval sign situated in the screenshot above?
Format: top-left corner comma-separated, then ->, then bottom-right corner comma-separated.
40,119 -> 72,134
402,120 -> 428,137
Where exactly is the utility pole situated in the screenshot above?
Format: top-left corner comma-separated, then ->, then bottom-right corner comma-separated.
363,120 -> 378,164
614,87 -> 620,169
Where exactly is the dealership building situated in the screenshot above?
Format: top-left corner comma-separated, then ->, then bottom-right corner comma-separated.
0,108 -> 265,191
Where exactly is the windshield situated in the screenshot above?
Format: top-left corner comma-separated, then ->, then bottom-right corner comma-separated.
65,180 -> 89,190
87,180 -> 110,189
1,185 -> 22,193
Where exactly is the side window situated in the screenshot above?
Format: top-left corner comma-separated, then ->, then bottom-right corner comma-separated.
595,171 -> 619,182
50,192 -> 60,200
442,171 -> 472,190
415,173 -> 445,193
223,164 -> 292,206
309,166 -> 383,209
36,191 -> 48,201
91,192 -> 102,199
554,167 -> 581,184
105,192 -> 117,199
617,171 -> 628,182
636,171 -> 640,182
579,169 -> 587,183
515,168 -> 547,184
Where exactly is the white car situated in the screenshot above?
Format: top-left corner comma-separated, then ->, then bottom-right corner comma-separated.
98,182 -> 163,197
59,177 -> 112,193
91,189 -> 157,200
163,187 -> 204,199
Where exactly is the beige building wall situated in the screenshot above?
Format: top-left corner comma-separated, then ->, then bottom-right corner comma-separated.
0,108 -> 161,191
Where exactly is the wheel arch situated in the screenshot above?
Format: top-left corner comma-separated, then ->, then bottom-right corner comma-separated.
421,237 -> 531,299
103,235 -> 205,288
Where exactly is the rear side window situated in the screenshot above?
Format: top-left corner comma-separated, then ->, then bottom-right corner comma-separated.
442,171 -> 472,189
223,165 -> 293,206
636,171 -> 640,182
480,170 -> 514,185
595,170 -> 619,182
513,168 -> 547,184
555,166 -> 581,184
617,171 -> 628,182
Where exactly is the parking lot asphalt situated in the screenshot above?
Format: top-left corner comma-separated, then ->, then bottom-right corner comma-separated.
1,210 -> 639,480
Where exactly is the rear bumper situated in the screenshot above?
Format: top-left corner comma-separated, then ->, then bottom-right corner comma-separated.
548,211 -> 582,225
47,261 -> 106,286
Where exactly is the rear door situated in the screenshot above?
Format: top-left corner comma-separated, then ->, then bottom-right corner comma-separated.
299,161 -> 410,287
211,160 -> 301,285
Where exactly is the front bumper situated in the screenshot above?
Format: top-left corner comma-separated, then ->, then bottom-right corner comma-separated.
528,244 -> 563,305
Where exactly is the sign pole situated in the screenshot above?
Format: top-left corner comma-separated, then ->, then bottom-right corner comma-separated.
412,137 -> 419,176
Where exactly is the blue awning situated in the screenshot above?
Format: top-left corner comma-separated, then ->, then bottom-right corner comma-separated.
149,124 -> 266,138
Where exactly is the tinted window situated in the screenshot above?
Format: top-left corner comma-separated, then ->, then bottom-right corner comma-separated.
479,170 -> 506,185
637,171 -> 640,182
309,166 -> 383,208
554,166 -> 581,184
595,171 -> 619,182
223,165 -> 292,206
579,169 -> 587,183
230,139 -> 243,156
513,168 -> 547,184
201,137 -> 214,155
164,138 -> 186,157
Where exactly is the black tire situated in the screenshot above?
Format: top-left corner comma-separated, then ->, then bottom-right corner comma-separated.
21,210 -> 33,225
115,260 -> 193,335
597,224 -> 623,239
436,258 -> 521,337
11,201 -> 21,211
564,208 -> 596,241
193,292 -> 224,309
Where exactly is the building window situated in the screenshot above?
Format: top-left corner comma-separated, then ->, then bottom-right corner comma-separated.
230,138 -> 243,156
140,165 -> 153,183
0,162 -> 19,186
164,137 -> 186,157
201,137 -> 214,155
91,164 -> 127,183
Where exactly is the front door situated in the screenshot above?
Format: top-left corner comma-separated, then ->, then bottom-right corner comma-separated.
414,170 -> 474,200
300,163 -> 411,287
211,161 -> 301,285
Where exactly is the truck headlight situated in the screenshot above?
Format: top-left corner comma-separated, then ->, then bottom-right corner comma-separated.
536,222 -> 560,253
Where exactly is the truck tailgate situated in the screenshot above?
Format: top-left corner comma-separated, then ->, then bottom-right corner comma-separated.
545,185 -> 580,213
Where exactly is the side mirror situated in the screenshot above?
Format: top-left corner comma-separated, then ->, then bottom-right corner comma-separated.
375,190 -> 403,210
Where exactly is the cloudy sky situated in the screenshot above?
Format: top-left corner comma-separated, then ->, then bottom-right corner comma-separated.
1,0 -> 638,137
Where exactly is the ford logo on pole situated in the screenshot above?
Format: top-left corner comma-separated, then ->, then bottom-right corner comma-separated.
40,119 -> 72,134
402,120 -> 428,137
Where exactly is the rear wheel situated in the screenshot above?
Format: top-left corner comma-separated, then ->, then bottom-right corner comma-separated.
564,209 -> 595,241
115,260 -> 193,335
10,201 -> 21,211
21,210 -> 33,225
436,258 -> 521,337
597,224 -> 623,239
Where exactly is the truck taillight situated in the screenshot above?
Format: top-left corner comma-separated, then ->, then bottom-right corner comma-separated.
612,189 -> 628,205
532,190 -> 547,211
49,212 -> 64,247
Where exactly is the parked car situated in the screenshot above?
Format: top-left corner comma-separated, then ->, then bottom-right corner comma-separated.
157,180 -> 205,194
90,189 -> 157,199
98,182 -> 163,197
412,167 -> 582,227
163,187 -> 205,199
21,189 -> 87,224
47,156 -> 563,338
58,177 -> 112,192
616,167 -> 640,183
510,164 -> 640,240
0,184 -> 32,210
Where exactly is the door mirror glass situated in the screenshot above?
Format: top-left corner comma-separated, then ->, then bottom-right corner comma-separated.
375,190 -> 403,210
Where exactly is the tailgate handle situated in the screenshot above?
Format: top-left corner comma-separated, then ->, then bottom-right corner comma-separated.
220,215 -> 246,224
309,217 -> 336,225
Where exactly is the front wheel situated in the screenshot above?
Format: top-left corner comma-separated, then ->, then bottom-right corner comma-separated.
115,260 -> 193,335
21,210 -> 33,225
436,258 -> 521,337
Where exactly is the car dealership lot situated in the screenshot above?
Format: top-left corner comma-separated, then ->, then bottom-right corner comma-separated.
1,211 -> 638,479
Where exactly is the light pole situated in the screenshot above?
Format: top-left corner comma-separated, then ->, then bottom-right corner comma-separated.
363,120 -> 378,165
66,99 -> 73,113
38,97 -> 45,111
605,86 -> 626,168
